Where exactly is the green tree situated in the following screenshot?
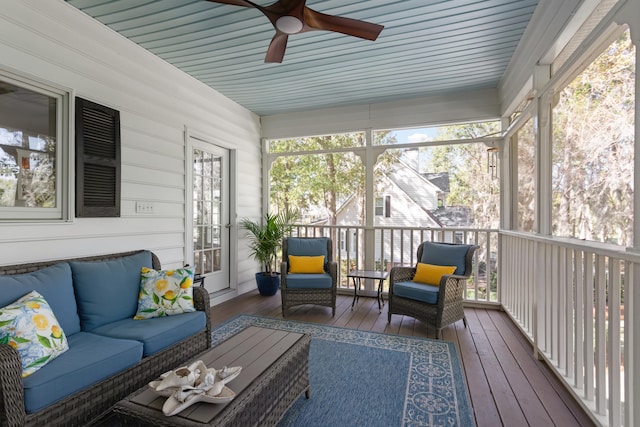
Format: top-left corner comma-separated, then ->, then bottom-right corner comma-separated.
421,122 -> 501,229
269,132 -> 398,226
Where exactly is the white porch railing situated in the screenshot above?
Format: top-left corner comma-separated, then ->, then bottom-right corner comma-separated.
501,230 -> 638,427
287,225 -> 499,303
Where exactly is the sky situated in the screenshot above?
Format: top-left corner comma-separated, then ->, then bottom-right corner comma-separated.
389,127 -> 438,144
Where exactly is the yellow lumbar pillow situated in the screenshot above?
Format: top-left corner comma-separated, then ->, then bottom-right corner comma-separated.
288,255 -> 325,274
413,263 -> 456,286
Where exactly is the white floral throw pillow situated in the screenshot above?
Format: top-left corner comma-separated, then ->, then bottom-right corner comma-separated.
0,290 -> 69,377
134,267 -> 196,320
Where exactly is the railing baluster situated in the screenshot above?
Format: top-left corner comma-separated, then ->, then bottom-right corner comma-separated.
624,261 -> 634,427
545,243 -> 553,355
585,252 -> 595,403
559,246 -> 567,372
608,259 -> 621,426
565,247 -> 574,383
595,255 -> 607,415
551,245 -> 559,364
575,249 -> 584,391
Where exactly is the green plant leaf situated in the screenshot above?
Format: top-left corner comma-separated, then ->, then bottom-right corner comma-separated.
0,319 -> 15,327
37,335 -> 52,348
26,355 -> 51,368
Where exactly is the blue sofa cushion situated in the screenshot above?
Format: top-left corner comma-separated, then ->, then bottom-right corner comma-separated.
285,273 -> 333,289
286,238 -> 329,260
70,251 -> 153,331
0,263 -> 80,335
22,332 -> 143,413
90,311 -> 206,357
420,242 -> 472,275
393,281 -> 439,305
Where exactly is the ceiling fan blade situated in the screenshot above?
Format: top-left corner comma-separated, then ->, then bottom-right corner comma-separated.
304,8 -> 384,41
274,0 -> 307,14
206,0 -> 255,7
265,33 -> 289,63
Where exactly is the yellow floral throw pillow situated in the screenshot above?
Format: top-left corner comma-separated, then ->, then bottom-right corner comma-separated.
413,263 -> 457,286
0,290 -> 69,378
134,267 -> 196,320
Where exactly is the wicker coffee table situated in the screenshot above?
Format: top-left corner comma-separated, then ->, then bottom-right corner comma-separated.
113,326 -> 310,426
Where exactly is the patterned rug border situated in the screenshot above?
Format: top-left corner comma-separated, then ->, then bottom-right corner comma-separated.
212,315 -> 475,427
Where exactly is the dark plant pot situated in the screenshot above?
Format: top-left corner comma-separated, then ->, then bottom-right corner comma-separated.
255,272 -> 280,296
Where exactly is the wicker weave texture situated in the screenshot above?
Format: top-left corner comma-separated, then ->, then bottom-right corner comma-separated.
0,250 -> 211,427
114,334 -> 311,427
280,238 -> 337,317
388,243 -> 478,339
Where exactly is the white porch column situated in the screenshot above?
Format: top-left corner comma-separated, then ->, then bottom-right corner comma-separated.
534,65 -> 552,236
615,2 -> 639,425
363,129 -> 376,288
532,64 -> 551,360
629,22 -> 639,427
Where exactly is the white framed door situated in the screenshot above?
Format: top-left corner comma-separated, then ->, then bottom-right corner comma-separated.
188,136 -> 230,293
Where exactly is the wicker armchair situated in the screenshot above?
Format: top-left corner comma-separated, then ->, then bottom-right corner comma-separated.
280,237 -> 337,317
388,242 -> 478,339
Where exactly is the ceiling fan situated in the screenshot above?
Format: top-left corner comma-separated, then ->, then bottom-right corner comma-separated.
206,0 -> 384,63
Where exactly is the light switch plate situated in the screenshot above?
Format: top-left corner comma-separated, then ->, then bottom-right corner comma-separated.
136,201 -> 153,213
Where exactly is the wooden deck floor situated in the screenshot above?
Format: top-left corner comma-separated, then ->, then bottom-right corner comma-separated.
211,290 -> 596,427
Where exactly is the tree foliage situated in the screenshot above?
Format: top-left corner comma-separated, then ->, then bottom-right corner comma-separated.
516,119 -> 536,232
420,122 -> 501,229
269,132 -> 398,224
551,30 -> 635,245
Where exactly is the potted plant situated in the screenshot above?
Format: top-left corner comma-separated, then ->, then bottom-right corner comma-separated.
240,210 -> 297,296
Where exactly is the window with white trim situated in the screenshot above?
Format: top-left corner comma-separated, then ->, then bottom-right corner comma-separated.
0,73 -> 68,220
374,197 -> 384,216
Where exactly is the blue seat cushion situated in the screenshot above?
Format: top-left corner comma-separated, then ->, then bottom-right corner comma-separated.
420,242 -> 472,275
285,273 -> 333,289
393,281 -> 439,304
286,238 -> 329,259
70,251 -> 153,331
0,263 -> 81,335
22,332 -> 143,413
90,311 -> 206,357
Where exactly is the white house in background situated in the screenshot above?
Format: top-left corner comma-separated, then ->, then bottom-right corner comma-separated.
335,161 -> 473,265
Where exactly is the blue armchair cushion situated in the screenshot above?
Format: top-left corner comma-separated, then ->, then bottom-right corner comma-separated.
393,281 -> 439,305
420,242 -> 472,275
70,251 -> 153,331
286,238 -> 329,259
285,273 -> 333,289
90,311 -> 206,357
0,263 -> 80,335
22,331 -> 143,414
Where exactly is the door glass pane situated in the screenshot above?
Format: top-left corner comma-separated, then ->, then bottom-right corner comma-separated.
193,148 -> 223,275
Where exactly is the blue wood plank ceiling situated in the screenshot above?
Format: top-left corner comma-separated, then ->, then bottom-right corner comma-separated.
66,0 -> 540,116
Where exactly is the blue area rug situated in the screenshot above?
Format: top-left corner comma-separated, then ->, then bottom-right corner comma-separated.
212,315 -> 475,427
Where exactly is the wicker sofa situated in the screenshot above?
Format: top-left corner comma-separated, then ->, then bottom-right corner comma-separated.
0,250 -> 211,427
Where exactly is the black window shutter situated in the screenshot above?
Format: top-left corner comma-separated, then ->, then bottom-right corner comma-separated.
385,195 -> 391,218
75,97 -> 121,217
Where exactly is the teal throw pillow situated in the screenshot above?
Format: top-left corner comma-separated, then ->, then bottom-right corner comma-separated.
70,251 -> 153,330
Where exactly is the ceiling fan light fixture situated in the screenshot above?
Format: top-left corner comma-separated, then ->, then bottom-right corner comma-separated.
275,16 -> 303,34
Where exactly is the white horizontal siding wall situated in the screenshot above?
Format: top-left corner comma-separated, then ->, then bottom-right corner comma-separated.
0,1 -> 261,294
